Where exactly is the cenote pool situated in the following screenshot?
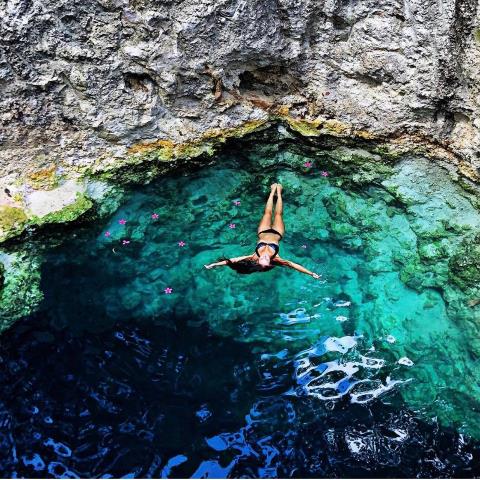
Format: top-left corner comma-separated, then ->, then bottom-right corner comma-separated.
2,134 -> 480,477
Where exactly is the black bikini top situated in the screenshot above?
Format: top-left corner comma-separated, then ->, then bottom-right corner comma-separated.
256,228 -> 282,259
255,242 -> 279,259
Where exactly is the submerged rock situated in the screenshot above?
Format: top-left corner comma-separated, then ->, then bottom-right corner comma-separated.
0,251 -> 43,330
449,233 -> 480,290
327,147 -> 392,186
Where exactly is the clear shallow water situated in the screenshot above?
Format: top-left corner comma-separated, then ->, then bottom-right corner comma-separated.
2,142 -> 480,477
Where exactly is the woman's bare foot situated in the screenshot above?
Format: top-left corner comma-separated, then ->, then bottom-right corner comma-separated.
276,183 -> 283,195
270,183 -> 278,192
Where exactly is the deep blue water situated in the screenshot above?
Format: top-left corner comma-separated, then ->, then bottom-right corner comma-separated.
1,306 -> 479,478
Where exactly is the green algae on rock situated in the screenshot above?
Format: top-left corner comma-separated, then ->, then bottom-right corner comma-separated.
29,192 -> 93,226
449,234 -> 480,291
280,115 -> 376,140
0,251 -> 43,330
327,147 -> 394,186
0,206 -> 29,243
0,180 -> 100,246
82,120 -> 270,182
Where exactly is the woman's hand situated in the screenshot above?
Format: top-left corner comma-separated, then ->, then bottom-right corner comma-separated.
204,260 -> 228,269
311,272 -> 321,279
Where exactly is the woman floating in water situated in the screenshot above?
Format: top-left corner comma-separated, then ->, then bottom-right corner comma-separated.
204,184 -> 321,277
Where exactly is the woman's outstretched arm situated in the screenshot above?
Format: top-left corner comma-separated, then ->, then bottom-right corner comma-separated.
274,257 -> 321,278
204,255 -> 253,269
204,260 -> 228,269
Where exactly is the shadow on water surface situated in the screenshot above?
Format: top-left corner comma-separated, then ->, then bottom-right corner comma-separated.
2,136 -> 480,477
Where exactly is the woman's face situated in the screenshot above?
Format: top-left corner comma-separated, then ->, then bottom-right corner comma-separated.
258,254 -> 271,267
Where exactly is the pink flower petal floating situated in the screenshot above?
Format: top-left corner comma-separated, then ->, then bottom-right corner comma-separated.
164,287 -> 173,294
233,200 -> 241,206
104,231 -> 111,237
304,161 -> 313,168
178,241 -> 186,247
151,213 -> 159,220
119,218 -> 127,225
229,223 -> 236,229
321,171 -> 329,177
122,239 -> 130,245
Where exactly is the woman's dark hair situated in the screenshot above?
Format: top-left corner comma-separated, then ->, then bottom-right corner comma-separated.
221,257 -> 275,275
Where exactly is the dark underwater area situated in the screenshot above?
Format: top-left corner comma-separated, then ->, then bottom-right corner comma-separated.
1,305 -> 479,478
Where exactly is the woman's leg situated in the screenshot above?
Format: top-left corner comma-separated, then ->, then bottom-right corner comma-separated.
257,184 -> 277,233
272,184 -> 285,236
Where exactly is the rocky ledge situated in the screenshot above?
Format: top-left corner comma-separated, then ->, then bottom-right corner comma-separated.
2,0 -> 480,192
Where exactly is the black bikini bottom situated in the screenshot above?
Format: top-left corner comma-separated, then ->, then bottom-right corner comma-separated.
258,228 -> 283,240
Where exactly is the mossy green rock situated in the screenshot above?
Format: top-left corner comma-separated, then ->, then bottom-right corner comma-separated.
0,261 -> 4,290
327,147 -> 394,186
0,206 -> 28,242
0,252 -> 43,329
0,191 -> 96,246
449,234 -> 480,290
30,192 -> 93,226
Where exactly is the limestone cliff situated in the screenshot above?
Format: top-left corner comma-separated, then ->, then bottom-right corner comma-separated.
1,0 -> 480,196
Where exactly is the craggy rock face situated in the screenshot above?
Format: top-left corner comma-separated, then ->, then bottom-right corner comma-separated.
1,0 -> 480,187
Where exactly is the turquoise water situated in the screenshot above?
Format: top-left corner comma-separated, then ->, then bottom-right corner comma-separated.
2,138 -> 480,476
